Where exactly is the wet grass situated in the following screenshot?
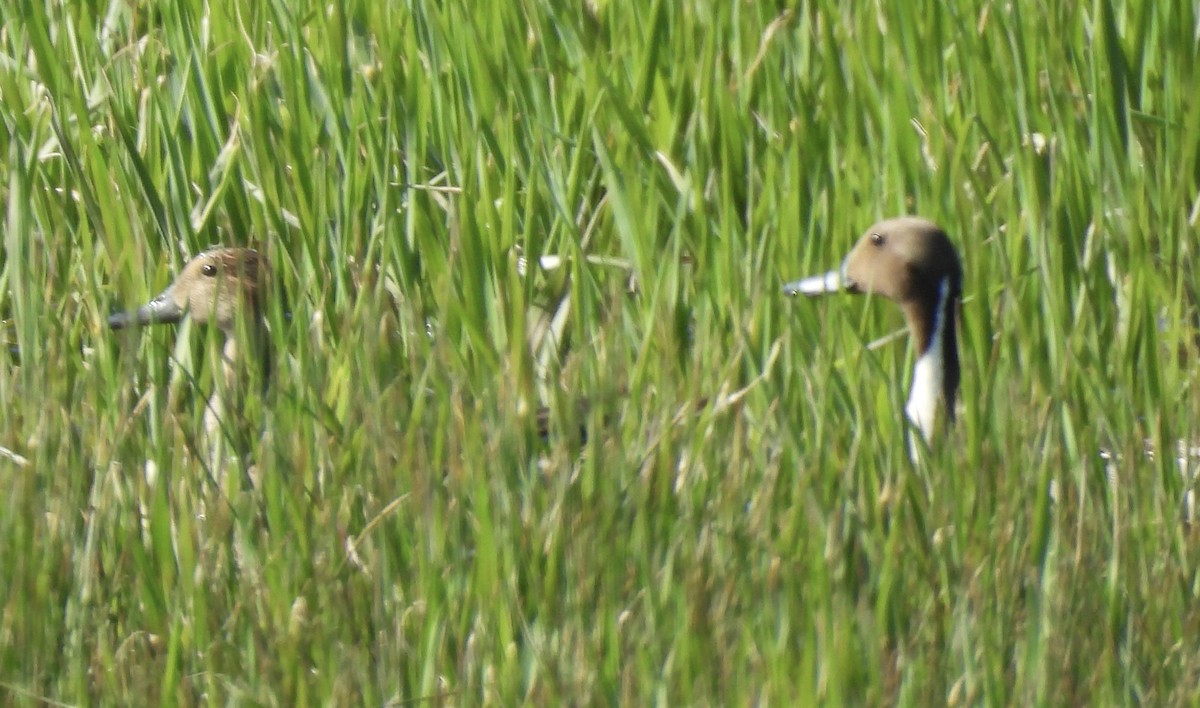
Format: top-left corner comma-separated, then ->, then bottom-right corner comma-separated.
2,0 -> 1199,704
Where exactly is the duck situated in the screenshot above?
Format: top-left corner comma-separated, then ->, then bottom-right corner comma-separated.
784,216 -> 963,445
110,247 -> 271,478
109,247 -> 593,455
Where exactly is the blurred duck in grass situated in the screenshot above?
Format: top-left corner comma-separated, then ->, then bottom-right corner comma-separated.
785,217 -> 963,452
109,247 -> 272,487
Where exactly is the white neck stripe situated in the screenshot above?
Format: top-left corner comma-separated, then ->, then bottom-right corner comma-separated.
906,277 -> 952,443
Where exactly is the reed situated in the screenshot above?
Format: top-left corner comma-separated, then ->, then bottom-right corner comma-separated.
0,0 -> 1196,704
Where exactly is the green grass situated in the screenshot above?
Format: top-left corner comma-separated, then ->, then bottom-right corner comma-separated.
1,0 -> 1199,703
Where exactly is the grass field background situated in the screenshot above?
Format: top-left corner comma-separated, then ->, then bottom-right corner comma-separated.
2,0 -> 1199,704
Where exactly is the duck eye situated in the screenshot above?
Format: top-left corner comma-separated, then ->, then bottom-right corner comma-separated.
870,232 -> 886,246
201,263 -> 218,277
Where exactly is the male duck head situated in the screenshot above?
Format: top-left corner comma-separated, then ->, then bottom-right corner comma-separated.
785,216 -> 963,442
109,248 -> 265,335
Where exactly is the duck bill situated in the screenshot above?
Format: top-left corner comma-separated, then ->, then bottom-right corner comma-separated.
108,287 -> 185,330
783,267 -> 849,296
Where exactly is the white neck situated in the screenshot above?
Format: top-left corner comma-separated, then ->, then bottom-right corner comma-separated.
905,278 -> 952,443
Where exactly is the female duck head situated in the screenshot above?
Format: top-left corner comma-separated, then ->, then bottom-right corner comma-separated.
109,248 -> 265,334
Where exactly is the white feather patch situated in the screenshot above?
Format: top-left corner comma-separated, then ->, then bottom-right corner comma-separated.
906,278 -> 952,442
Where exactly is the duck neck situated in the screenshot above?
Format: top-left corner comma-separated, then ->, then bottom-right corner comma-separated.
901,277 -> 960,442
219,315 -> 271,394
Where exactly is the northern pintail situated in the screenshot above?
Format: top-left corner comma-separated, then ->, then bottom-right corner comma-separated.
110,247 -> 270,477
108,248 -> 586,455
110,248 -> 267,355
785,216 -> 963,444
